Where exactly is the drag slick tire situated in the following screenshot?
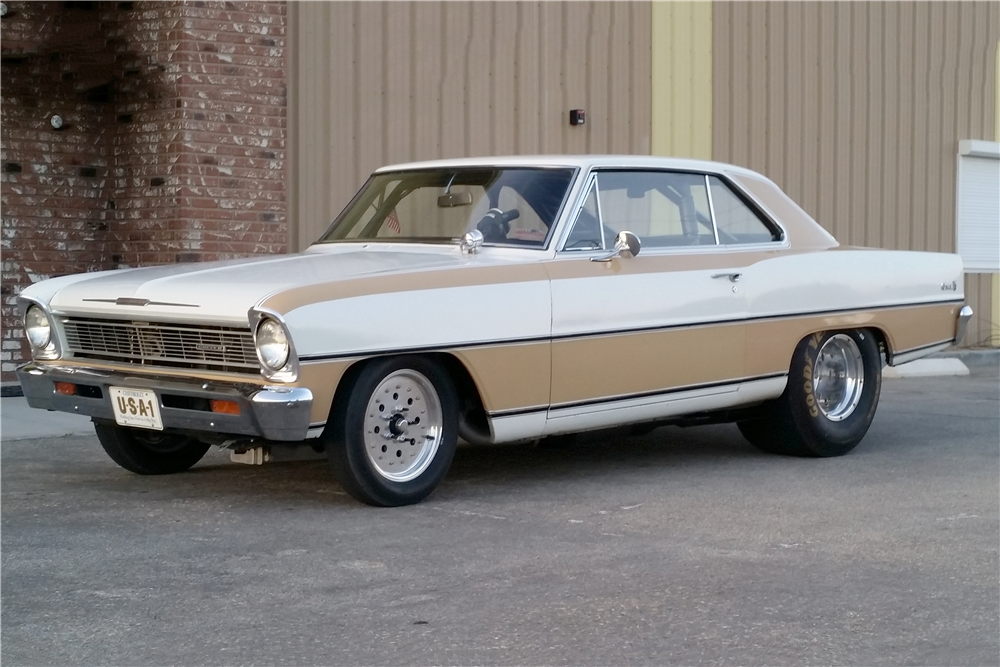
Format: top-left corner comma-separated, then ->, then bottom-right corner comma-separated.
94,421 -> 211,474
325,356 -> 459,507
738,329 -> 881,457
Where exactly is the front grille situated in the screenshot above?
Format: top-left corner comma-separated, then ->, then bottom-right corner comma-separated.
62,318 -> 259,373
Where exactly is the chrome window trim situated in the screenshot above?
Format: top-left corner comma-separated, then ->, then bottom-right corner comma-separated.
635,239 -> 792,256
594,174 -> 607,250
705,174 -> 721,245
557,172 -> 602,252
549,237 -> 791,262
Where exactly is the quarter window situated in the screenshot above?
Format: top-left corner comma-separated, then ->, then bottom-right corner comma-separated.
708,176 -> 780,244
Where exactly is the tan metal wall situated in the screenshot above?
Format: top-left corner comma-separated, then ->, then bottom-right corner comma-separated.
288,1 -> 651,250
713,1 -> 1000,346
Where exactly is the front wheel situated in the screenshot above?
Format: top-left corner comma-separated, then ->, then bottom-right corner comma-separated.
325,356 -> 459,506
94,421 -> 211,474
738,329 -> 882,457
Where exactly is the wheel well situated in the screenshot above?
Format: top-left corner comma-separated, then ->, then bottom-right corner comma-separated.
428,353 -> 492,444
794,327 -> 889,360
326,352 -> 491,445
865,327 -> 891,364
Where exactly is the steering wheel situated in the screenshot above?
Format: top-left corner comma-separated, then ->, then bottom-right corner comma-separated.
476,208 -> 521,242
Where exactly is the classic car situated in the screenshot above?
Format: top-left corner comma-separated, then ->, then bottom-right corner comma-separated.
16,156 -> 972,506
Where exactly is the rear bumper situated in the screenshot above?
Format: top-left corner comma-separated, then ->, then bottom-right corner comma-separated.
15,362 -> 314,441
889,304 -> 974,366
955,305 -> 974,344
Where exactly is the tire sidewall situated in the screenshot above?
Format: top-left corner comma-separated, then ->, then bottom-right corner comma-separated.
94,421 -> 211,474
332,356 -> 459,506
787,329 -> 881,456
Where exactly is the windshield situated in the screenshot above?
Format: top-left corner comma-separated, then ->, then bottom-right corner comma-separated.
315,167 -> 576,248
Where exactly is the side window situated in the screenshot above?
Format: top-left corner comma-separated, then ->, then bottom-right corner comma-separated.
596,171 -> 715,248
560,170 -> 780,252
708,176 -> 780,244
563,182 -> 605,250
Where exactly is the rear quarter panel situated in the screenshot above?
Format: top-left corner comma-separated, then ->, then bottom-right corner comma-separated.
743,248 -> 965,376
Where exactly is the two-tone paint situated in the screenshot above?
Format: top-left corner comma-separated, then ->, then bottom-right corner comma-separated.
16,156 -> 969,447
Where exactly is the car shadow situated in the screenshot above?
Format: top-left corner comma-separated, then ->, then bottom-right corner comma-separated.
446,423 -> 763,483
29,423 -> 764,508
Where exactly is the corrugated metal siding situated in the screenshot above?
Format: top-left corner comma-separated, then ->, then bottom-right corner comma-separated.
650,1 -> 713,159
714,1 -> 1000,346
288,1 -> 651,250
965,273 -> 1000,348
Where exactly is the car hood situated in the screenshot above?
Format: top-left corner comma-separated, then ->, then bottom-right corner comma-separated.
41,245 -> 471,325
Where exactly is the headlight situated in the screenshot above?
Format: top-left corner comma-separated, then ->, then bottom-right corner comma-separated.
25,306 -> 52,350
255,318 -> 290,372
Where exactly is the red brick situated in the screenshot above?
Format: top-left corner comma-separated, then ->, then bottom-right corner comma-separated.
0,0 -> 288,382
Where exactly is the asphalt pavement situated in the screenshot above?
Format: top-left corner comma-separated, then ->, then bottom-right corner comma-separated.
2,359 -> 998,666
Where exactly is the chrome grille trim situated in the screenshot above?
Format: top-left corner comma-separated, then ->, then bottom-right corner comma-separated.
61,318 -> 258,372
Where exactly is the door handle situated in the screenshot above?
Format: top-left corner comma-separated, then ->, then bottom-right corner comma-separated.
711,272 -> 742,283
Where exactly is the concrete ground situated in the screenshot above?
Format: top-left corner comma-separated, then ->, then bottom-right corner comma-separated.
1,364 -> 997,666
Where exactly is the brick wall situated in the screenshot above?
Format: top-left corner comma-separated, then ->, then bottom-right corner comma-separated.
1,1 -> 288,383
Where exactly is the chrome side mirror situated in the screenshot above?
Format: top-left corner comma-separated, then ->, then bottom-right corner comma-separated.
460,229 -> 484,254
591,231 -> 641,262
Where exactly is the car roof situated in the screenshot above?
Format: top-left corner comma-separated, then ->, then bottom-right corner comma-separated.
375,155 -> 763,178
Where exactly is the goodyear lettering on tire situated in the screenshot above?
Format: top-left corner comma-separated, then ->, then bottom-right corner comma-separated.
802,333 -> 822,418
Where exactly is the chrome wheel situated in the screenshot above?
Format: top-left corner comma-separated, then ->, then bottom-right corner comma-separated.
363,369 -> 443,482
813,333 -> 865,421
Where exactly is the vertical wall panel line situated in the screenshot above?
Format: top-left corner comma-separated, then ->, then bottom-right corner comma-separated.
291,1 -> 654,250
713,1 -> 998,345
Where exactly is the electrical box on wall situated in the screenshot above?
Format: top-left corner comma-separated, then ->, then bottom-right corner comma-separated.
569,109 -> 585,126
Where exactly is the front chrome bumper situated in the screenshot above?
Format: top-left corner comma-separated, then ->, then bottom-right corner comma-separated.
15,362 -> 314,441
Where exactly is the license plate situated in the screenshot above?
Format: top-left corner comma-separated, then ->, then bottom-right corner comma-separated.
110,387 -> 163,431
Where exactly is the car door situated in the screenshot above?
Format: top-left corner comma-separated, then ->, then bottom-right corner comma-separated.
544,169 -> 778,434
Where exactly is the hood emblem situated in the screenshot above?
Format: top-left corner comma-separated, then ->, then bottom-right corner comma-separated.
117,297 -> 150,306
81,297 -> 200,308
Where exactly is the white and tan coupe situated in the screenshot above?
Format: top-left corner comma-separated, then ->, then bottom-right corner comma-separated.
17,156 -> 972,505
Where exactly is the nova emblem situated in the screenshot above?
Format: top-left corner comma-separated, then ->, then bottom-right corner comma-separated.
941,281 -> 957,291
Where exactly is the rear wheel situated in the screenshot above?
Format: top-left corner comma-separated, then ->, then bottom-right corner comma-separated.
738,329 -> 881,457
325,356 -> 458,506
94,421 -> 211,474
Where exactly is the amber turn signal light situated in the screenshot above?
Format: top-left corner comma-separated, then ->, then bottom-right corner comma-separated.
210,399 -> 240,415
54,382 -> 77,395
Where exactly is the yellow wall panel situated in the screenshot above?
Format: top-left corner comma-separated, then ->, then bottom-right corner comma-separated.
651,1 -> 712,159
